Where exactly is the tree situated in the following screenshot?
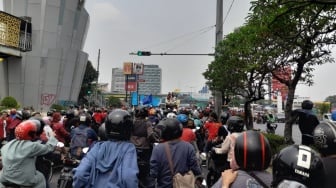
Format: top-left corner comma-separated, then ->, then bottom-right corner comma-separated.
78,60 -> 98,106
204,23 -> 271,129
106,96 -> 122,108
249,0 -> 336,143
0,96 -> 19,108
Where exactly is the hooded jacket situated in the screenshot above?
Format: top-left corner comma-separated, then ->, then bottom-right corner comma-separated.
72,140 -> 139,188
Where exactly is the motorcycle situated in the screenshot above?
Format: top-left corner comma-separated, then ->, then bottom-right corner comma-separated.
206,147 -> 229,187
266,122 -> 278,134
57,147 -> 88,188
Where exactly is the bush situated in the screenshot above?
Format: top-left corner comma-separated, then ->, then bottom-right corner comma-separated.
50,104 -> 66,111
262,133 -> 286,155
0,96 -> 19,108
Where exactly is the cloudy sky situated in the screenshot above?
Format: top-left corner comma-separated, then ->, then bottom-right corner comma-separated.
2,0 -> 336,101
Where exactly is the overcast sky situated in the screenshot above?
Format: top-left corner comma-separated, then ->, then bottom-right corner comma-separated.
1,0 -> 336,101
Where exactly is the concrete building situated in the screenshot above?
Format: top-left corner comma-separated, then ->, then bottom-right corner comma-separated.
138,64 -> 162,95
0,0 -> 89,111
111,68 -> 125,93
110,64 -> 162,95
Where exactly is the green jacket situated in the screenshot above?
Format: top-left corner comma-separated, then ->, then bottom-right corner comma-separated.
0,136 -> 58,186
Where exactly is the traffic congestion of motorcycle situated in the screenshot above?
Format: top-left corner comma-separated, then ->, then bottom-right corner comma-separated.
0,98 -> 333,188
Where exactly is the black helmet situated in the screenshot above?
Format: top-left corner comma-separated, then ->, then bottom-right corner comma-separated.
234,130 -> 272,171
16,111 -> 23,120
313,121 -> 336,156
66,110 -> 75,119
156,118 -> 182,141
79,112 -> 92,126
227,116 -> 244,133
134,107 -> 148,118
29,117 -> 46,136
220,112 -> 230,124
105,109 -> 133,140
98,123 -> 108,141
301,100 -> 313,110
272,145 -> 325,188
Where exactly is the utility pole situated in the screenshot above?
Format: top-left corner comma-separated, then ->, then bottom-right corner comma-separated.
214,0 -> 223,116
96,49 -> 100,105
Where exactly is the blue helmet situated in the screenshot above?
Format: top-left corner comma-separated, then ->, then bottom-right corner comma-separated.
177,114 -> 188,124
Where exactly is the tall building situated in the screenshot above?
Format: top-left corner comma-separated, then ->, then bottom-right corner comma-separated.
0,0 -> 89,111
138,64 -> 162,95
111,68 -> 125,92
111,64 -> 162,95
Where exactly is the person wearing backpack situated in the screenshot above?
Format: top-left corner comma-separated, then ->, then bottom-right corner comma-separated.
70,112 -> 97,160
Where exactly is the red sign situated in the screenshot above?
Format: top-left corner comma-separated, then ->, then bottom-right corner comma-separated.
125,82 -> 137,91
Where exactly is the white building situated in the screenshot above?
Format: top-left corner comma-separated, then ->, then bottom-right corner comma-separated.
0,0 -> 89,111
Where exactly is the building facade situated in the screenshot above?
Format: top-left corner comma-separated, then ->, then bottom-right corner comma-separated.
111,68 -> 125,93
0,0 -> 89,111
111,64 -> 162,95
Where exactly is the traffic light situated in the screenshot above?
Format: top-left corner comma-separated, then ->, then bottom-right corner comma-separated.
137,51 -> 151,56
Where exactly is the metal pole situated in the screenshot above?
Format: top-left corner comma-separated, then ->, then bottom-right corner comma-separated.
96,49 -> 100,105
214,0 -> 223,116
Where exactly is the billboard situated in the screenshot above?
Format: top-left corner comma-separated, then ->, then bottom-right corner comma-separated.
123,62 -> 133,75
133,63 -> 144,75
125,81 -> 137,91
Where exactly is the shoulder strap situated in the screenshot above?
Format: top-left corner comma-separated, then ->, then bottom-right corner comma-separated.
164,142 -> 175,176
248,171 -> 268,188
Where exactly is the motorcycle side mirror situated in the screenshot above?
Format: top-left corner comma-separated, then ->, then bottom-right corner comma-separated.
82,147 -> 89,154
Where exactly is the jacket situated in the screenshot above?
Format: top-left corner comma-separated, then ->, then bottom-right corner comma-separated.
150,140 -> 201,188
0,136 -> 58,186
73,140 -> 139,188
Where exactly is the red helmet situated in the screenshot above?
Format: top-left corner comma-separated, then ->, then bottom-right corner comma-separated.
15,120 -> 37,140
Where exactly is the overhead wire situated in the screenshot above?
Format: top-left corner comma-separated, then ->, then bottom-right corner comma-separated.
139,0 -> 236,53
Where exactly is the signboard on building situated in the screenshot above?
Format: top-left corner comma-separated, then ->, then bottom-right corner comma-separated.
123,62 -> 133,75
133,63 -> 144,75
125,82 -> 137,91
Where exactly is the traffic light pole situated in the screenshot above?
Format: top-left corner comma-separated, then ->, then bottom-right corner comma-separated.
130,52 -> 214,56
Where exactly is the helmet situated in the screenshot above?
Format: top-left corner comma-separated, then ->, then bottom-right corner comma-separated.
21,110 -> 31,120
234,130 -> 272,171
16,111 -> 23,120
79,112 -> 92,126
227,116 -> 244,132
156,118 -> 182,141
313,121 -> 336,156
167,112 -> 177,118
272,145 -> 325,188
220,112 -> 230,124
15,120 -> 38,140
135,107 -> 148,118
105,109 -> 133,140
29,117 -> 46,136
301,100 -> 313,110
98,123 -> 108,141
176,114 -> 188,125
65,110 -> 75,119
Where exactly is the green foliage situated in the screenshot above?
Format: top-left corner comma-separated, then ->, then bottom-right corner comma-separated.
0,96 -> 19,108
78,61 -> 98,105
50,104 -> 66,111
107,96 -> 122,108
262,132 -> 286,156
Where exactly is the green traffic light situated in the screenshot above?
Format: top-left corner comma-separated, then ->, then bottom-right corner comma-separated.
137,51 -> 151,56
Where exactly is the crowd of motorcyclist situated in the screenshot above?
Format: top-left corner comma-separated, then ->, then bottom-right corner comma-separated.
0,99 -> 335,188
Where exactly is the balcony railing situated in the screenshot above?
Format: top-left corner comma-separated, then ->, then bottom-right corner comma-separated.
0,11 -> 32,52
